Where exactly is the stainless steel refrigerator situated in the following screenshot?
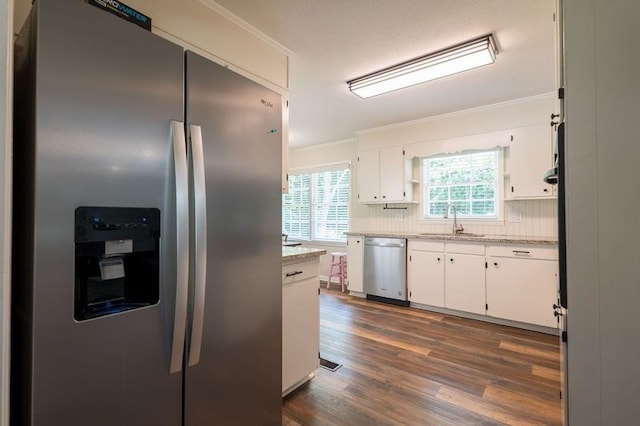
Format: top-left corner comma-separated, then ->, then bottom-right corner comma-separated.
11,1 -> 283,425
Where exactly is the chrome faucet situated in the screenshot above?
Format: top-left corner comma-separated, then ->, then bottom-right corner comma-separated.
444,204 -> 464,234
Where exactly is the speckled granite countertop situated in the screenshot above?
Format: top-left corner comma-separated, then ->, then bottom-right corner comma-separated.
345,231 -> 557,246
282,246 -> 327,262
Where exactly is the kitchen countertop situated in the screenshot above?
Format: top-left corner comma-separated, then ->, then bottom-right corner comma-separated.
345,231 -> 558,246
282,246 -> 327,262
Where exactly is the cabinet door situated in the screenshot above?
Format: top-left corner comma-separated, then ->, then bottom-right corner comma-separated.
486,257 -> 558,328
282,96 -> 289,193
379,146 -> 405,202
357,150 -> 380,203
408,250 -> 445,306
445,253 -> 486,314
346,236 -> 364,292
282,277 -> 320,393
509,123 -> 554,198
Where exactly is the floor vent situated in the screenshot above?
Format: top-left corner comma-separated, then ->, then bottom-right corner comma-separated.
319,357 -> 342,372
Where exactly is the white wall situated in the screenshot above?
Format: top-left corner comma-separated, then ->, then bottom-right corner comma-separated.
290,94 -> 560,242
288,138 -> 357,170
289,139 -> 356,281
356,94 -> 556,150
564,0 -> 640,424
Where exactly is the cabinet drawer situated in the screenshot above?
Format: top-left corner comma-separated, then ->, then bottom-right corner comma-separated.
408,240 -> 445,252
486,245 -> 558,260
283,260 -> 319,285
445,242 -> 485,255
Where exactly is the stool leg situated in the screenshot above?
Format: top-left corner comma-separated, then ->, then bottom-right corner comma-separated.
341,259 -> 347,292
327,255 -> 337,289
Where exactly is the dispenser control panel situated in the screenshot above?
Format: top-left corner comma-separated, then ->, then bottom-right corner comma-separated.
76,207 -> 160,242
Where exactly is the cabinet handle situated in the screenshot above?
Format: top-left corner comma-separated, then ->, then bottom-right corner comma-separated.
543,188 -> 549,193
493,262 -> 498,266
286,270 -> 304,277
374,196 -> 378,199
382,195 -> 386,199
512,250 -> 531,255
437,257 -> 441,262
449,258 -> 454,263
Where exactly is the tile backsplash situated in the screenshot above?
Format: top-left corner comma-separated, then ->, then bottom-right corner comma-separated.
351,198 -> 558,238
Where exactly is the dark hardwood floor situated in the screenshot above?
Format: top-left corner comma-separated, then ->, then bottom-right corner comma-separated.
282,288 -> 562,425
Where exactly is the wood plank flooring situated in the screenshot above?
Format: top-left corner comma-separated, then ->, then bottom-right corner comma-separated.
282,289 -> 562,425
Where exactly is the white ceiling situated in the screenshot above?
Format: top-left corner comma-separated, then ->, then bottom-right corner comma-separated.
214,0 -> 557,148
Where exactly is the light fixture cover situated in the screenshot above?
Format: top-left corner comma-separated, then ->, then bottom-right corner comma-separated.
347,34 -> 498,99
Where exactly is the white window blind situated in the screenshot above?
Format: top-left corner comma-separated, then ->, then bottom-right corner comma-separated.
282,174 -> 311,240
422,149 -> 500,219
283,165 -> 350,242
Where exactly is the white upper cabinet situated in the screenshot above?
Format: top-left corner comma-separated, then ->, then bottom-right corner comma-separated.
379,146 -> 406,202
357,146 -> 413,204
356,150 -> 381,203
508,123 -> 554,199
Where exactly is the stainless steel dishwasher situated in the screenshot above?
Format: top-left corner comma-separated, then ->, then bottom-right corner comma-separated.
363,237 -> 409,306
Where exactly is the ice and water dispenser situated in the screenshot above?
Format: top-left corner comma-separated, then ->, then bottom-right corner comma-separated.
74,207 -> 160,321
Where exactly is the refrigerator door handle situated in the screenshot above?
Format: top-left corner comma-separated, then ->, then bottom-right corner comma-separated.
188,124 -> 207,367
169,120 -> 190,374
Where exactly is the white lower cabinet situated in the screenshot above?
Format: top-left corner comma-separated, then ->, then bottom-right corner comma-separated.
407,239 -> 559,330
282,259 -> 320,396
444,243 -> 486,315
346,236 -> 364,293
407,241 -> 445,307
486,245 -> 559,328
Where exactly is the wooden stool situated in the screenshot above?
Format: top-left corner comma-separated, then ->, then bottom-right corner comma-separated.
327,252 -> 348,292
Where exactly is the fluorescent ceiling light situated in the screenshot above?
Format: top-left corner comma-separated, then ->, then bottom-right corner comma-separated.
347,34 -> 498,99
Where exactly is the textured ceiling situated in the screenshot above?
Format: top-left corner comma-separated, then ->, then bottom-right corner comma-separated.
213,0 -> 557,148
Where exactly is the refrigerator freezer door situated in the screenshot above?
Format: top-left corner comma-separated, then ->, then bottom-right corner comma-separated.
184,51 -> 283,425
12,1 -> 184,425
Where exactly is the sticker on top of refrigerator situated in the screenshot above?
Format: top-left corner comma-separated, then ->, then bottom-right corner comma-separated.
84,0 -> 152,31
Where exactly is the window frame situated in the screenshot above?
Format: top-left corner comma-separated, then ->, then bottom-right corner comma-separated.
420,148 -> 504,223
282,162 -> 351,243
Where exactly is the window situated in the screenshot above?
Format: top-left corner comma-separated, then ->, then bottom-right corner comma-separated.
282,166 -> 350,242
422,149 -> 500,220
282,174 -> 311,240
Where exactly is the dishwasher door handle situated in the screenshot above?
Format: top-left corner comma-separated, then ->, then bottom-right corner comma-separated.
364,241 -> 405,248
